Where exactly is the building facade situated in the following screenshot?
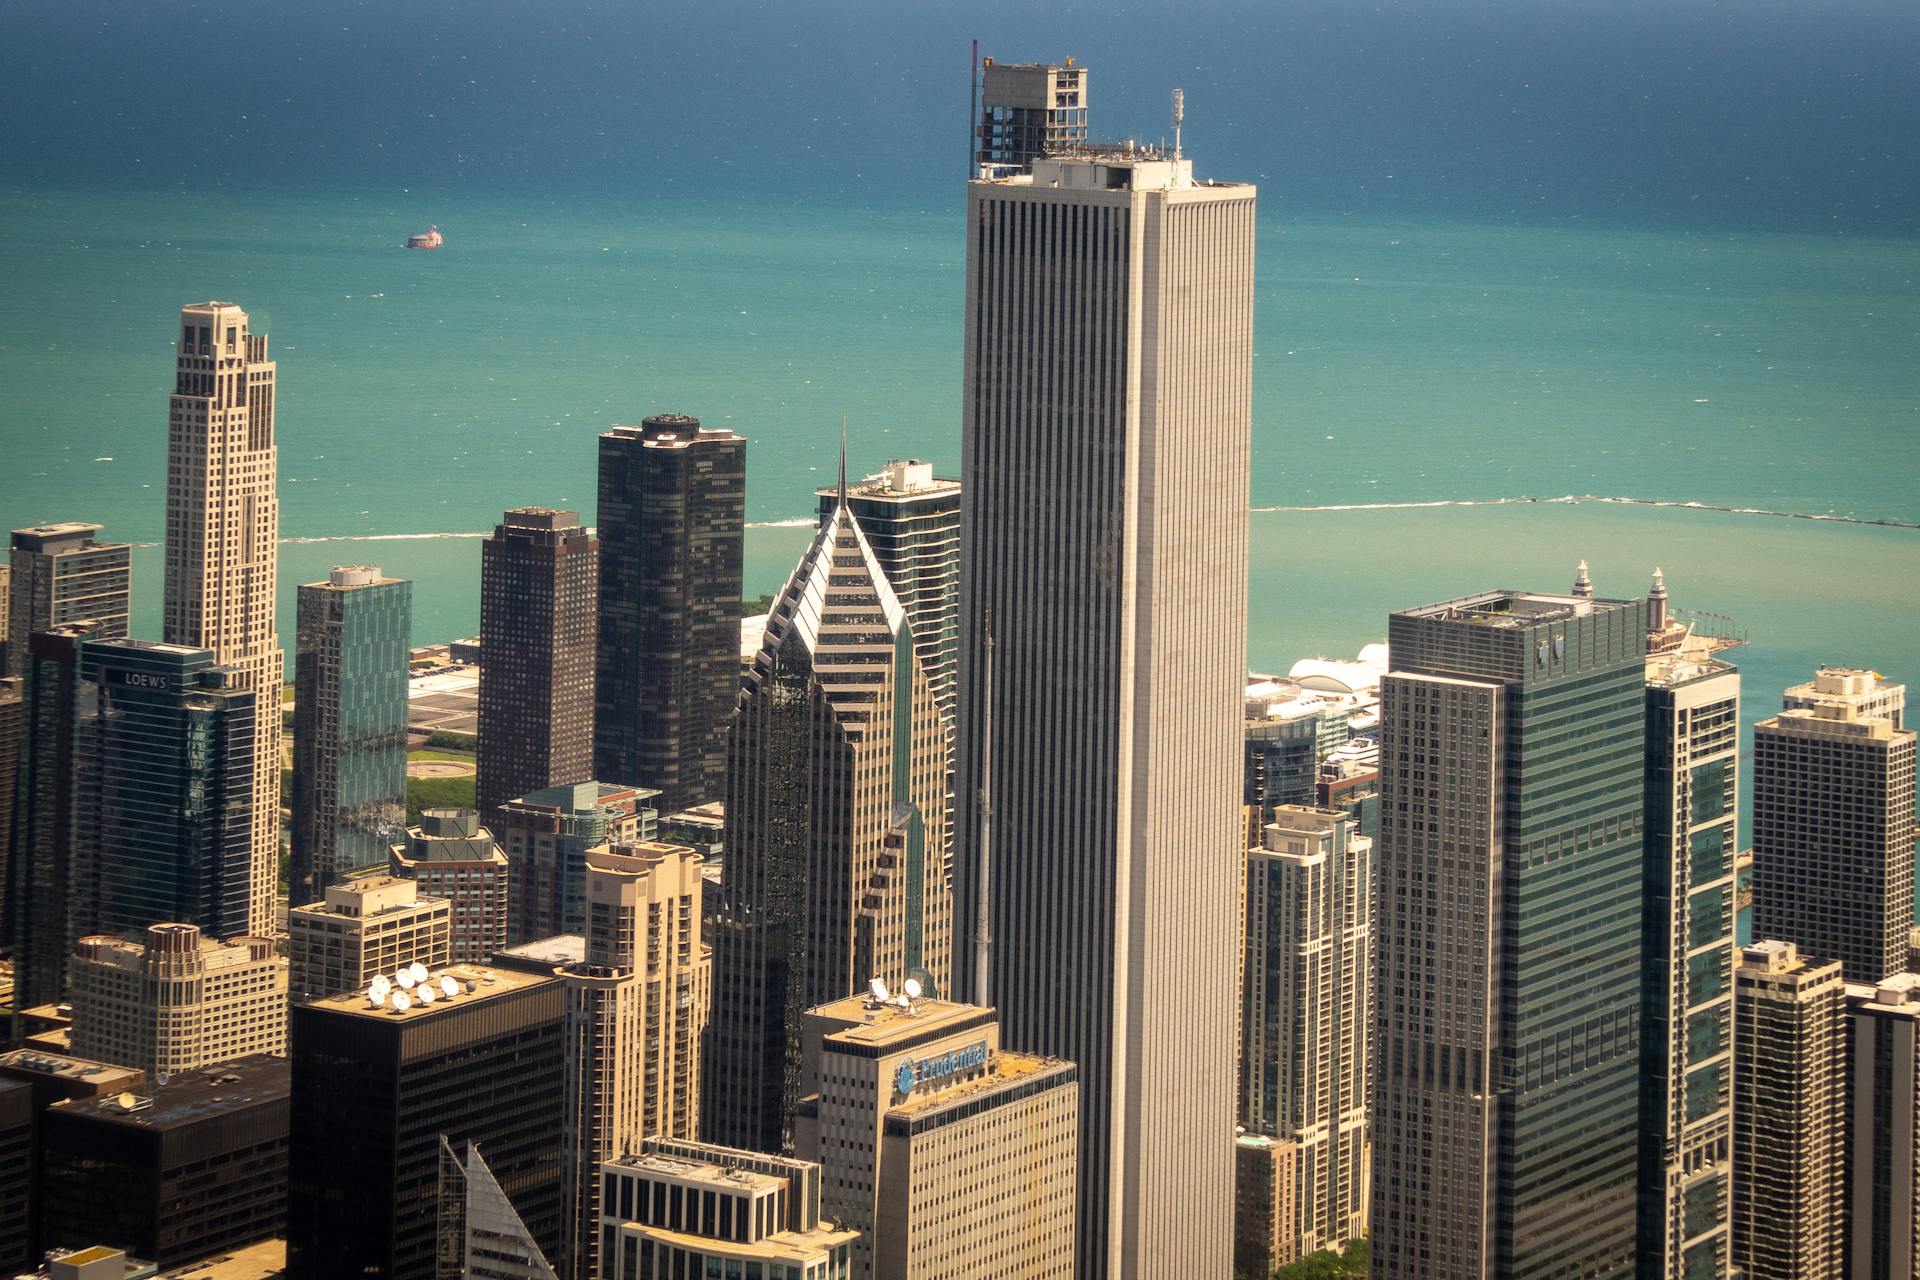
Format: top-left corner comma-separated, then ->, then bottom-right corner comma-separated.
1752,668 -> 1915,984
1846,972 -> 1920,1280
161,302 -> 283,938
0,677 -> 21,967
497,781 -> 653,946
1639,642 -> 1742,1280
792,994 -> 1077,1280
37,1055 -> 287,1268
6,524 -> 131,678
1234,1134 -> 1301,1280
559,842 -> 712,1280
75,639 -> 256,942
438,1139 -> 559,1280
1241,805 -> 1373,1257
477,508 -> 599,817
68,924 -> 286,1077
593,415 -> 744,814
974,58 -> 1088,173
291,566 -> 411,905
286,876 -> 451,1002
5,627 -> 90,1010
388,809 -> 510,963
598,1139 -> 858,1280
288,963 -> 565,1280
1370,590 -> 1648,1278
1732,940 -> 1846,1280
705,498 -> 950,1153
954,147 -> 1255,1278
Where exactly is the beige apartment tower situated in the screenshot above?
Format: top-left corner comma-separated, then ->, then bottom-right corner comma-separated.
560,841 -> 712,1280
793,993 -> 1078,1280
1732,940 -> 1846,1280
68,922 -> 287,1076
1241,805 -> 1373,1257
286,875 -> 452,1002
163,302 -> 283,937
955,147 -> 1255,1278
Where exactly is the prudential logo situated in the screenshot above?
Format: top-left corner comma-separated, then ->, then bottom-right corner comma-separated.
894,1041 -> 988,1097
894,1061 -> 918,1096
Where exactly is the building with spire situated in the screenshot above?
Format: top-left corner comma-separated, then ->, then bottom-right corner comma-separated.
162,302 -> 283,938
955,139 -> 1255,1276
593,415 -> 745,814
703,466 -> 950,1154
1636,567 -> 1742,1280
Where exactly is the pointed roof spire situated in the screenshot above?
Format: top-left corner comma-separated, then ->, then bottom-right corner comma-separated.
1648,566 -> 1670,632
1571,559 -> 1593,598
1650,566 -> 1667,596
837,412 -> 848,513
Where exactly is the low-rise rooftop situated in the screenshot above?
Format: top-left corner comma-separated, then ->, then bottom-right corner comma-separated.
48,1054 -> 286,1132
810,994 -> 996,1052
305,961 -> 553,1023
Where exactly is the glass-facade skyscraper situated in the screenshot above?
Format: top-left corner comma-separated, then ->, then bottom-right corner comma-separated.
291,566 -> 411,905
1370,589 -> 1648,1278
76,638 -> 257,941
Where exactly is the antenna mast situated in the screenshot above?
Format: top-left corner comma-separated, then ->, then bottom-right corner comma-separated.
973,614 -> 994,1008
1171,88 -> 1185,160
969,40 -> 980,177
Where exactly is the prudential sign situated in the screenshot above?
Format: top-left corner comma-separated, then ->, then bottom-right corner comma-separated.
894,1041 -> 989,1097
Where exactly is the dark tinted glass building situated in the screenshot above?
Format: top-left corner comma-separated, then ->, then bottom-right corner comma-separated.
1370,590 -> 1647,1278
5,627 -> 93,1010
0,1079 -> 29,1274
594,415 -> 744,815
288,962 -> 565,1280
291,566 -> 411,905
75,639 -> 256,941
38,1054 -> 287,1267
478,509 -> 598,818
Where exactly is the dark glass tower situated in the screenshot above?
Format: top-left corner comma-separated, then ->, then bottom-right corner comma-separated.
291,566 -> 412,905
703,498 -> 950,1153
477,509 -> 599,818
5,626 -> 92,1012
1370,590 -> 1648,1278
76,638 -> 257,941
593,415 -> 745,815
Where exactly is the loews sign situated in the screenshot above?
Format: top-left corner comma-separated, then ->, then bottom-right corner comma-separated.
110,668 -> 173,693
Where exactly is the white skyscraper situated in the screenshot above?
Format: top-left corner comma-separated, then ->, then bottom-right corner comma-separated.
955,144 -> 1256,1276
163,301 -> 284,936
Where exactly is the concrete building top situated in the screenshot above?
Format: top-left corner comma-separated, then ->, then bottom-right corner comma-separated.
808,994 -> 997,1054
0,1048 -> 144,1088
155,1238 -> 285,1279
1788,666 -> 1902,704
48,1054 -> 287,1132
814,460 -> 961,502
296,876 -> 442,920
491,934 -> 586,972
1396,589 -> 1636,627
887,1048 -> 1069,1118
1848,971 -> 1920,1011
500,507 -> 581,530
1646,649 -> 1738,690
76,926 -> 278,972
1760,705 -> 1910,743
10,522 -> 112,548
1740,939 -> 1814,973
603,413 -> 746,447
307,565 -> 396,590
307,961 -> 554,1022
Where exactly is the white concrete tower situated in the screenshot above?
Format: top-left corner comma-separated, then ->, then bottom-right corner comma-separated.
956,147 -> 1256,1277
163,301 -> 284,937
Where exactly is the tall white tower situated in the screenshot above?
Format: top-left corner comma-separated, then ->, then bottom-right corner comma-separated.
956,148 -> 1256,1277
164,301 -> 284,936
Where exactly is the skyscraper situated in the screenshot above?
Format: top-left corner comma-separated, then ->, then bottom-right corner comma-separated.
974,57 -> 1089,173
0,678 -> 20,956
1732,940 -> 1846,1280
76,638 -> 257,941
1240,805 -> 1373,1257
289,962 -> 565,1280
478,508 -> 599,817
1846,971 -> 1920,1280
6,524 -> 131,678
291,566 -> 411,905
286,875 -> 451,1002
559,841 -> 711,1280
4,626 -> 90,1011
955,146 -> 1255,1275
1370,590 -> 1648,1278
1639,609 -> 1742,1280
1753,667 -> 1915,983
388,809 -> 510,963
594,415 -> 745,814
496,780 -> 654,945
705,494 -> 950,1153
162,301 -> 283,938
69,924 -> 286,1076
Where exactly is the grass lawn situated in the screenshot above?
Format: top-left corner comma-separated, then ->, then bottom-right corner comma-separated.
407,775 -> 476,824
408,749 -> 477,764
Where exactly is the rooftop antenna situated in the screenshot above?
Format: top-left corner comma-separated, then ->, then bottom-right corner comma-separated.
1171,88 -> 1185,161
837,413 -> 849,514
969,39 -> 980,177
974,611 -> 994,1008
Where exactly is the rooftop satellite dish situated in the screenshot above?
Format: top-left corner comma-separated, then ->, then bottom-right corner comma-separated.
117,1091 -> 136,1109
397,970 -> 417,989
390,991 -> 412,1012
418,986 -> 437,1004
408,962 -> 430,983
440,976 -> 459,998
868,978 -> 889,1003
903,978 -> 923,1001
370,975 -> 391,997
368,992 -> 386,1009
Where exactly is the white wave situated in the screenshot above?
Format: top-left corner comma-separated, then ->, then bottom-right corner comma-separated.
280,531 -> 490,544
